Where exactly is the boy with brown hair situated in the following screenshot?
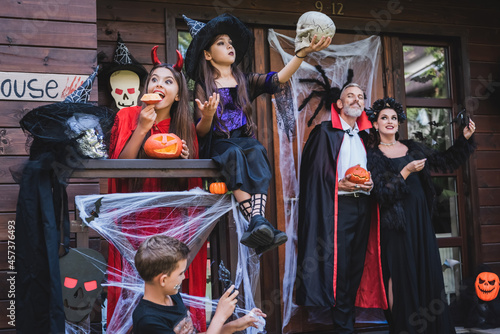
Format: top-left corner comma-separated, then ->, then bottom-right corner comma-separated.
133,235 -> 265,333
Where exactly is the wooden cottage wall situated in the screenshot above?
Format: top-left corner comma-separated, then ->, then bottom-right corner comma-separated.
0,0 -> 101,331
0,0 -> 499,332
468,12 -> 500,274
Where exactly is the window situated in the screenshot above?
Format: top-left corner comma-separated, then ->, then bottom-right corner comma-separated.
384,36 -> 469,303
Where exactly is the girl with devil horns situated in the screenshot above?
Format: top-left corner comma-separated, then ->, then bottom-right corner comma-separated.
106,47 -> 207,331
111,47 -> 196,162
183,13 -> 330,253
366,97 -> 476,334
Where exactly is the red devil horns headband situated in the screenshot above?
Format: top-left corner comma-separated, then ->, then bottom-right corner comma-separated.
151,45 -> 183,72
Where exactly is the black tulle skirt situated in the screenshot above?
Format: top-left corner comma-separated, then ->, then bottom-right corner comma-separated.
382,155 -> 456,334
208,127 -> 272,195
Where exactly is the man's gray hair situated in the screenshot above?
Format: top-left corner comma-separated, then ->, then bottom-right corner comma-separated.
340,83 -> 364,99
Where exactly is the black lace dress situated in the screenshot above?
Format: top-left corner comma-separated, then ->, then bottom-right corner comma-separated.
382,154 -> 456,334
368,136 -> 475,334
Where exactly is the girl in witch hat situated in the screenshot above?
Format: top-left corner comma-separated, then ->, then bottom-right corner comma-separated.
106,47 -> 207,331
183,13 -> 330,254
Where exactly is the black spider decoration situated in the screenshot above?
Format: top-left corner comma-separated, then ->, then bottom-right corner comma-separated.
218,261 -> 234,294
298,66 -> 354,127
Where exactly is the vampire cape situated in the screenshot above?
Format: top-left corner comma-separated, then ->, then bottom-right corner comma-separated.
296,108 -> 387,309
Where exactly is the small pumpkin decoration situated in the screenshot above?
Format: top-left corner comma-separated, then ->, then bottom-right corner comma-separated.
345,164 -> 371,184
144,133 -> 183,159
475,271 -> 500,301
209,182 -> 228,194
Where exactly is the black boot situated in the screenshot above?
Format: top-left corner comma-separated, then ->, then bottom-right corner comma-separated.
255,227 -> 288,254
240,215 -> 274,248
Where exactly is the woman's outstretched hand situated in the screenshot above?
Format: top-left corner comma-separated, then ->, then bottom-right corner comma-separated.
405,158 -> 427,174
463,119 -> 476,139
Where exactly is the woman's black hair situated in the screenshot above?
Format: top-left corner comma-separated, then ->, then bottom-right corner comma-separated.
367,97 -> 406,123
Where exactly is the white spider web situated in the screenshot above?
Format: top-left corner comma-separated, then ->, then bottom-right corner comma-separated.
268,29 -> 385,331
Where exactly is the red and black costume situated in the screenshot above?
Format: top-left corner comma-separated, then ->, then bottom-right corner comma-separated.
106,106 -> 206,331
296,107 -> 387,331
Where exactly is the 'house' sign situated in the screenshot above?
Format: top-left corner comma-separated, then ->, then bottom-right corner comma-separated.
0,71 -> 90,102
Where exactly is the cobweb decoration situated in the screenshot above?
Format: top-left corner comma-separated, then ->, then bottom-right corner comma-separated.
73,188 -> 264,334
268,30 -> 383,331
113,34 -> 133,65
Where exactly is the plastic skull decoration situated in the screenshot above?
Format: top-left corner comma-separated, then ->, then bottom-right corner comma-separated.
60,248 -> 106,323
295,11 -> 336,53
110,70 -> 141,109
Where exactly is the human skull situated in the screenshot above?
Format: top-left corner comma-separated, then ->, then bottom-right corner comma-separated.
110,70 -> 141,109
295,11 -> 336,53
60,248 -> 106,323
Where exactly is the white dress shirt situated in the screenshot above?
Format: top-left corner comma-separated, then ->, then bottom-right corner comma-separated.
337,117 -> 369,195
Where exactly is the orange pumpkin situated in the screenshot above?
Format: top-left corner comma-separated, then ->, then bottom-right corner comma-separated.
345,164 -> 371,184
144,133 -> 183,159
475,271 -> 500,301
209,182 -> 228,194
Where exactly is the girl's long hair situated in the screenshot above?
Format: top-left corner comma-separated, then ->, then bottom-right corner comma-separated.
139,64 -> 197,159
131,64 -> 197,192
195,36 -> 255,136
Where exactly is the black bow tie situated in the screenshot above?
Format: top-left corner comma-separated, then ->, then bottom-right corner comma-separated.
344,129 -> 354,137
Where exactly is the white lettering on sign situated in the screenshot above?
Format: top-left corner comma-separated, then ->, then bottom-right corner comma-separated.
0,72 -> 89,102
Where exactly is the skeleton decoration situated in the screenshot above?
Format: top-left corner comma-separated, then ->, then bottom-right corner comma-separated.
101,33 -> 148,110
295,11 -> 336,53
110,70 -> 142,109
60,248 -> 106,323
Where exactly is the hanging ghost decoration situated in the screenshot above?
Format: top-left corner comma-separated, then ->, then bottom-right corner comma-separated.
60,248 -> 106,323
295,11 -> 336,53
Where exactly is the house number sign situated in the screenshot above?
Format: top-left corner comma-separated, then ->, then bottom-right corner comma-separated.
315,1 -> 344,15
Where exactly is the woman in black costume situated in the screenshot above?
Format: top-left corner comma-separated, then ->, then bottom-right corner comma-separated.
366,98 -> 476,333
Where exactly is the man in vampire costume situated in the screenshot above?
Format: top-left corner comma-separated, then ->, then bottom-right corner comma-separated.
296,83 -> 387,333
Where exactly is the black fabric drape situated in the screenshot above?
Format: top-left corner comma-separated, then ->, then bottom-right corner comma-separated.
16,153 -> 69,333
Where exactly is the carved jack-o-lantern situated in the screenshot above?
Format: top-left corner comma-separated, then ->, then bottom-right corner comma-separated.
144,133 -> 183,159
475,271 -> 500,301
345,164 -> 371,184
